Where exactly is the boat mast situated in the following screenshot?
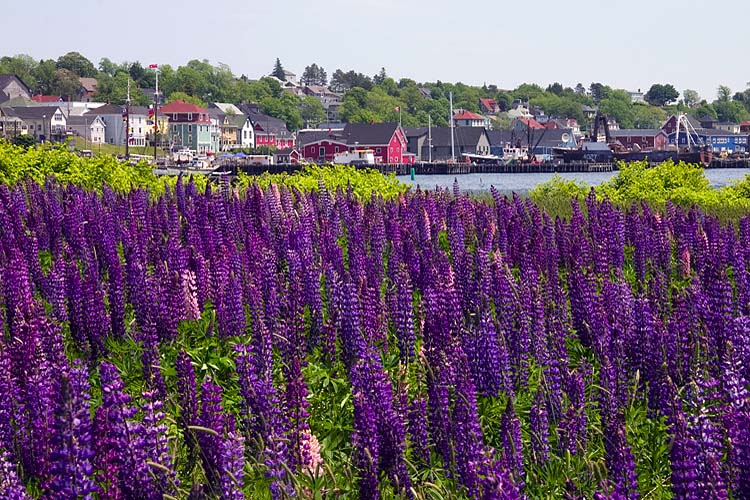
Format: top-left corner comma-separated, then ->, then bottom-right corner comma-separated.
428,113 -> 432,163
449,91 -> 455,162
125,78 -> 130,160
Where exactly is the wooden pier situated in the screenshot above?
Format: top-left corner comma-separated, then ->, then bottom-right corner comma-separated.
195,158 -> 750,178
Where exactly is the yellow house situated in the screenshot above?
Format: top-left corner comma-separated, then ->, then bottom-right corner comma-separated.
146,111 -> 169,147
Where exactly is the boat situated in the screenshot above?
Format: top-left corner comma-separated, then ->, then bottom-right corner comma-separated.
333,149 -> 375,166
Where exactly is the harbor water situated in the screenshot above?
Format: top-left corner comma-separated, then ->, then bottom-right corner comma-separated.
397,168 -> 750,194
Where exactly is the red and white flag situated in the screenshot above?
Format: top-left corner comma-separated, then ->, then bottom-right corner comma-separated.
148,64 -> 158,69
394,106 -> 401,112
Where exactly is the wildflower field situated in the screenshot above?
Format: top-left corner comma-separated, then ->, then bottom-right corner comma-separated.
1,152 -> 750,498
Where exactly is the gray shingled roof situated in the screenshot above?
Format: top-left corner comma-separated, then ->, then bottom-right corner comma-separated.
248,112 -> 292,138
342,122 -> 400,146
9,106 -> 62,119
421,127 -> 489,148
610,129 -> 664,137
296,129 -> 346,146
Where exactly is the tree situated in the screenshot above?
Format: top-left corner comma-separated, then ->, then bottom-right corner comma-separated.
56,51 -> 97,78
167,91 -> 206,107
682,89 -> 701,108
330,70 -> 373,92
373,67 -> 388,86
12,134 -> 36,147
575,83 -> 587,95
271,58 -> 286,80
32,59 -> 58,95
53,69 -> 82,99
717,85 -> 732,102
644,84 -> 679,106
589,83 -> 611,102
300,96 -> 326,127
714,100 -> 749,123
0,55 -> 38,90
98,58 -> 118,77
546,82 -> 564,96
301,64 -> 327,86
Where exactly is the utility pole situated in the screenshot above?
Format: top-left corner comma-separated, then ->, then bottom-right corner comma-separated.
449,91 -> 455,162
125,78 -> 131,160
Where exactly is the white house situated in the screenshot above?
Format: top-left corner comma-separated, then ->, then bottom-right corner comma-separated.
9,106 -> 67,141
238,117 -> 255,148
66,115 -> 106,145
84,104 -> 148,147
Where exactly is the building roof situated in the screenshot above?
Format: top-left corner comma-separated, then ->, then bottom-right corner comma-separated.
610,129 -> 665,137
699,128 -> 746,137
488,128 -> 575,148
66,115 -> 105,127
453,110 -> 486,121
425,126 -> 489,148
516,117 -> 545,129
160,100 -> 209,114
211,102 -> 244,115
9,106 -> 63,119
32,95 -> 63,103
0,74 -> 32,100
248,112 -> 293,138
79,77 -> 98,93
297,129 -> 347,146
341,122 -> 400,146
403,127 -> 429,138
479,98 -> 498,110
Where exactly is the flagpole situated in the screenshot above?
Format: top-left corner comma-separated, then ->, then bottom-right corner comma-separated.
125,77 -> 131,160
152,66 -> 159,164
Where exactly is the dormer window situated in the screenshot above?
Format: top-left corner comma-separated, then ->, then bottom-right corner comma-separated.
187,113 -> 193,121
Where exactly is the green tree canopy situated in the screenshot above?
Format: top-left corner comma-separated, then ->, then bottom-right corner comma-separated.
272,58 -> 285,80
300,96 -> 326,127
56,51 -> 97,78
644,84 -> 679,106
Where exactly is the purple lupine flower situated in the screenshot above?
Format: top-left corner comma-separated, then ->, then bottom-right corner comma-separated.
530,389 -> 549,464
141,390 -> 178,497
47,361 -> 97,499
669,411 -> 700,500
500,399 -> 525,488
0,450 -> 31,500
221,431 -> 246,500
407,397 -> 430,464
176,351 -> 199,428
198,381 -> 226,493
351,390 -> 380,500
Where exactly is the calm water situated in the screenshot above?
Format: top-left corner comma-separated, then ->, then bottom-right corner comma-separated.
397,168 -> 750,194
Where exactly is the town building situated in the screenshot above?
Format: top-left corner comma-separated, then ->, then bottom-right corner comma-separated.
160,100 -> 214,153
0,74 -> 32,103
8,106 -> 67,141
452,110 -> 491,128
85,104 -> 148,147
298,130 -> 349,163
66,115 -> 106,145
479,98 -> 500,115
405,126 -> 491,162
609,129 -> 669,150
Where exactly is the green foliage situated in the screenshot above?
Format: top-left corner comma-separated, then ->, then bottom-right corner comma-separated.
529,174 -> 590,217
55,51 -> 98,78
644,83 -> 679,106
530,160 -> 750,220
0,140 -> 207,196
236,164 -> 409,200
167,91 -> 207,108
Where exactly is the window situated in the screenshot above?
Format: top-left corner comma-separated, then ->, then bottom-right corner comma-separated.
376,147 -> 381,153
138,128 -> 142,134
187,113 -> 192,121
319,146 -> 325,157
188,125 -> 192,133
335,146 -> 339,153
188,135 -> 192,143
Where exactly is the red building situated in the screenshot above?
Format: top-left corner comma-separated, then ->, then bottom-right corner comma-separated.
301,137 -> 349,162
609,129 -> 669,150
341,122 -> 407,164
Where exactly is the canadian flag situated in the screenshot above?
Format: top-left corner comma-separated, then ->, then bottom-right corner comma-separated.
394,106 -> 401,112
148,64 -> 158,69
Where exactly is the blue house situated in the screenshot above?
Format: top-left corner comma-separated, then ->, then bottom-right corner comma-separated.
662,114 -> 748,154
666,129 -> 747,154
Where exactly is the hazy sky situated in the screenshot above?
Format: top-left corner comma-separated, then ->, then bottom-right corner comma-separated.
4,0 -> 748,101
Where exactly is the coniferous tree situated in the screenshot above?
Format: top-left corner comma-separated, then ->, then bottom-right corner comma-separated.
272,58 -> 286,80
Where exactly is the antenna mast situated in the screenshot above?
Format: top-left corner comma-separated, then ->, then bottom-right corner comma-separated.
449,91 -> 455,162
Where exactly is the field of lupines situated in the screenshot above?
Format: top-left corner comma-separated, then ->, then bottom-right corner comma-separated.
1,172 -> 750,499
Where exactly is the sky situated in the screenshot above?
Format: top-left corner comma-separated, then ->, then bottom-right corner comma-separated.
4,0 -> 749,101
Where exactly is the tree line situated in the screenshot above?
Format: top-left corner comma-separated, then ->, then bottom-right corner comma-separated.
2,53 -> 749,133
